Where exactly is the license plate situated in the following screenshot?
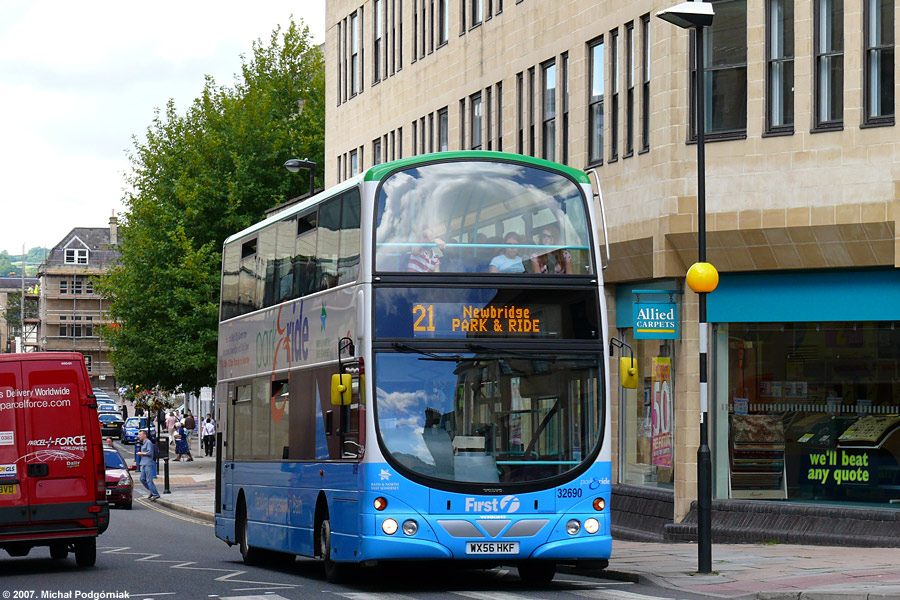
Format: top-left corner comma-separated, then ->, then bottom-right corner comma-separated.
0,484 -> 16,495
466,541 -> 519,555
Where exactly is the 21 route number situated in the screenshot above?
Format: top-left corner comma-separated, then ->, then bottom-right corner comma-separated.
413,304 -> 435,332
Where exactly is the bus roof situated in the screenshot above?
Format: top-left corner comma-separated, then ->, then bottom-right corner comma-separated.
223,151 -> 590,246
365,151 -> 591,184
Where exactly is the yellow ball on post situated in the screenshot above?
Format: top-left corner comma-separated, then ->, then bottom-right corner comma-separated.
686,262 -> 719,293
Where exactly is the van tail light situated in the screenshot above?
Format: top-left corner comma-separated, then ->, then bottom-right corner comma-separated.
93,443 -> 106,501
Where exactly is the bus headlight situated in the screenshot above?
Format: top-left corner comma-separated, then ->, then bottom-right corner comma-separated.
402,520 -> 418,536
566,519 -> 581,535
374,497 -> 388,511
593,497 -> 606,511
584,518 -> 600,534
382,518 -> 399,535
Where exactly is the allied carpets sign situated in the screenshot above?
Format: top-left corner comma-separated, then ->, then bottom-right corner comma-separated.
634,300 -> 679,340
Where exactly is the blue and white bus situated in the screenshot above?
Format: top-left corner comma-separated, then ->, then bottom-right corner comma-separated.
214,151 -> 613,583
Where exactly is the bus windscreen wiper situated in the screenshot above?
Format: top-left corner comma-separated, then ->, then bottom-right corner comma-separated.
391,342 -> 464,362
465,343 -> 558,361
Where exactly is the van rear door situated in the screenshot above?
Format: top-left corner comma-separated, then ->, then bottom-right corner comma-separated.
0,359 -> 27,523
21,358 -> 98,516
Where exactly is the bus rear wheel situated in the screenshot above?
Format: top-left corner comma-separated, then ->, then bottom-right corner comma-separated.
518,560 -> 556,584
319,519 -> 346,583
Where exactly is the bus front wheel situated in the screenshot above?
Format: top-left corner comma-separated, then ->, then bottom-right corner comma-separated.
518,560 -> 556,584
238,504 -> 264,566
319,519 -> 346,583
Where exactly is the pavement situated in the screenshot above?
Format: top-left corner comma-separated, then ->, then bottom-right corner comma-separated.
113,437 -> 900,599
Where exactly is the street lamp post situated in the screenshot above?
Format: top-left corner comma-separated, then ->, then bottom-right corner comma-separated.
656,0 -> 718,575
283,158 -> 317,198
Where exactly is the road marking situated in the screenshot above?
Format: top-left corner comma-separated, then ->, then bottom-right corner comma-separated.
572,590 -> 673,599
334,594 -> 421,600
220,596 -> 291,600
101,546 -> 299,590
136,497 -> 214,526
453,592 -> 535,600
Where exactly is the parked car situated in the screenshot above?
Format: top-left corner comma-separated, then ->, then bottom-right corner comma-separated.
98,413 -> 124,439
121,417 -> 149,444
0,352 -> 109,566
103,447 -> 133,509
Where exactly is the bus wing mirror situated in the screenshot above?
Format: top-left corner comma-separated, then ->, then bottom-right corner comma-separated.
620,357 -> 639,389
331,374 -> 352,406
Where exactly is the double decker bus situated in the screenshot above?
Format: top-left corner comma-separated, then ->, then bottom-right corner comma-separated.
214,151 -> 613,583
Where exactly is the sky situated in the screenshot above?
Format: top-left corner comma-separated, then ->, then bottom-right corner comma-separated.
0,1 -> 326,256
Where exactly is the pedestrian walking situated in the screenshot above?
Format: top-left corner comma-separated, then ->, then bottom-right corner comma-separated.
165,412 -> 177,445
136,430 -> 160,501
174,423 -> 193,461
183,411 -> 196,443
201,417 -> 215,457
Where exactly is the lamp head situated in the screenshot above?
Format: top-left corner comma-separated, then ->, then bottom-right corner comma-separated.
283,158 -> 316,173
656,1 -> 714,29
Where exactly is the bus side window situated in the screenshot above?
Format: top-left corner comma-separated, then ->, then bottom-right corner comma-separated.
316,198 -> 341,291
239,238 -> 258,315
338,189 -> 361,285
221,243 -> 241,320
294,212 -> 318,298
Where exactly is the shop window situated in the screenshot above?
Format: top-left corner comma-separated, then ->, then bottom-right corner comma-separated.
618,330 -> 675,489
723,322 -> 900,505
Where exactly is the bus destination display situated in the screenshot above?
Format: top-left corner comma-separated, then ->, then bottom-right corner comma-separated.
413,303 -> 542,335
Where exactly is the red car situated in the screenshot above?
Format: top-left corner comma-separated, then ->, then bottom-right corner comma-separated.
103,447 -> 133,509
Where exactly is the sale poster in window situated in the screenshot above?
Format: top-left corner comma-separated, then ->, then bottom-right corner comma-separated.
651,357 -> 673,468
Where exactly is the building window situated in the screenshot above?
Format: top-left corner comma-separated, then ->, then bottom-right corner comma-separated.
84,317 -> 93,338
460,0 -> 467,34
495,81 -> 503,152
542,60 -> 556,161
420,116 -> 426,153
767,0 -> 794,133
398,0 -> 403,68
459,98 -> 466,148
485,85 -> 493,150
527,67 -> 535,156
59,280 -> 69,294
413,1 -> 418,62
429,0 -> 435,53
350,149 -> 359,176
429,112 -> 435,152
374,0 -> 382,82
610,28 -> 619,161
438,107 -> 449,151
471,0 -> 483,27
516,71 -> 524,153
412,119 -> 418,155
337,21 -> 343,104
864,0 -> 894,125
350,12 -> 360,96
59,316 -> 67,337
470,92 -> 483,150
85,280 -> 94,295
420,0 -> 426,58
336,155 -> 341,182
398,126 -> 403,158
65,248 -> 88,264
641,15 -> 650,152
625,22 -> 635,157
73,279 -> 84,295
588,37 -> 605,165
560,53 -> 568,164
373,137 -> 382,165
814,0 -> 843,130
439,0 -> 449,45
692,0 -> 748,138
83,354 -> 92,372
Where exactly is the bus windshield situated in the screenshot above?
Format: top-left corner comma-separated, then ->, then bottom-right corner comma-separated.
374,351 -> 603,485
374,160 -> 593,275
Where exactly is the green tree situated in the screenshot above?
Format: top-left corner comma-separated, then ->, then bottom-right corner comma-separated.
99,19 -> 324,393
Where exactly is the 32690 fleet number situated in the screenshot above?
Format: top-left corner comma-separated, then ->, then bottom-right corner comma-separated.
557,487 -> 582,498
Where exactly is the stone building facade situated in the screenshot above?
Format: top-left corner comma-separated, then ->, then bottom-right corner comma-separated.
38,216 -> 120,390
325,0 -> 900,541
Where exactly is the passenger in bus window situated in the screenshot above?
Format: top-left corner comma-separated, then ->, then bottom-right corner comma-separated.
407,227 -> 446,272
489,232 -> 526,273
530,226 -> 573,274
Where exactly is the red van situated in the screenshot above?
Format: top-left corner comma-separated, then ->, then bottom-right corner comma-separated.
0,352 -> 109,566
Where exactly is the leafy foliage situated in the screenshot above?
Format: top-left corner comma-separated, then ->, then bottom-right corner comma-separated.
0,248 -> 48,277
99,19 -> 324,393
